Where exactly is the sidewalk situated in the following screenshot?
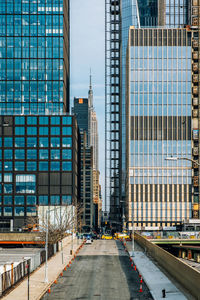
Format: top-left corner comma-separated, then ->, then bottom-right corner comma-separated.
125,241 -> 188,300
2,236 -> 82,300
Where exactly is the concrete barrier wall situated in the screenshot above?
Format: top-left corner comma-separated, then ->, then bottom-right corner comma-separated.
135,233 -> 200,300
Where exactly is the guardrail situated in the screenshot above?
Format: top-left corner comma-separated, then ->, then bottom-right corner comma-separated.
0,259 -> 31,296
135,233 -> 200,300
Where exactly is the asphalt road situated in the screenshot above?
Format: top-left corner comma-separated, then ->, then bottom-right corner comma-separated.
42,240 -> 153,300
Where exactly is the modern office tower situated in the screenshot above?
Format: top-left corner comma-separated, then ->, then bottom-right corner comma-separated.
0,0 -> 70,114
106,0 -> 191,227
126,27 -> 192,229
0,0 -> 73,229
80,132 -> 93,230
0,115 -> 79,229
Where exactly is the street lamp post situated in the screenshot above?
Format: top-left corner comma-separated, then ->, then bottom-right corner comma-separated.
44,206 -> 66,283
132,201 -> 134,257
165,156 -> 200,166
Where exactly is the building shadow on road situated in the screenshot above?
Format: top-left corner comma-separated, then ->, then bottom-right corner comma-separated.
115,240 -> 153,300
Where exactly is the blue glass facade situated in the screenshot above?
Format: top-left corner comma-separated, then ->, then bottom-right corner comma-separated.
126,28 -> 192,227
0,0 -> 70,115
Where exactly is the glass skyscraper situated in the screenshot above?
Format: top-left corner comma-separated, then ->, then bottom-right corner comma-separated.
126,28 -> 192,228
0,0 -> 70,115
106,0 -> 191,228
0,0 -> 73,229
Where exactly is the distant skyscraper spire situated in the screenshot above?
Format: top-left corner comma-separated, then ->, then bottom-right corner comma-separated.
88,68 -> 93,107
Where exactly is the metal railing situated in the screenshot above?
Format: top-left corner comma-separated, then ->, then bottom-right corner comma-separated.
0,259 -> 31,296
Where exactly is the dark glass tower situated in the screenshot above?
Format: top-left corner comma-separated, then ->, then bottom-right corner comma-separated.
0,0 -> 70,114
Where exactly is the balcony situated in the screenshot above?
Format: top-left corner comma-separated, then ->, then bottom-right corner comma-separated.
193,147 -> 199,156
193,98 -> 198,106
193,109 -> 198,118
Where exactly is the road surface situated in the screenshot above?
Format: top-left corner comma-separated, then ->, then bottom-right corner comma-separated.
42,240 -> 153,300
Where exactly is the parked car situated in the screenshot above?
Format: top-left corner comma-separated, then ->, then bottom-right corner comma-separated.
85,238 -> 92,244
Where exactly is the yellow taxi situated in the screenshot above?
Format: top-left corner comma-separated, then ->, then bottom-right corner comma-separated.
114,232 -> 130,240
101,233 -> 113,240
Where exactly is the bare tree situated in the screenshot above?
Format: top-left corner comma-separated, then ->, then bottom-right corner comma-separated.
26,204 -> 83,244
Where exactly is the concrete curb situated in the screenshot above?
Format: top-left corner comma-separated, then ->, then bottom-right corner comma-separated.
36,240 -> 85,300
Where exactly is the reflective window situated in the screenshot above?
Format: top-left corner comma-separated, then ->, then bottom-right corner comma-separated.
27,207 -> 37,216
27,127 -> 37,135
51,161 -> 60,171
4,161 -> 12,171
4,173 -> 12,182
39,161 -> 48,171
0,137 -> 2,147
27,116 -> 37,125
39,116 -> 49,125
62,127 -> 72,135
62,149 -> 72,160
4,207 -> 12,216
15,127 -> 25,135
51,116 -> 60,125
62,137 -> 72,147
50,137 -> 60,148
39,195 -> 48,205
27,195 -> 36,205
50,195 -> 60,205
27,161 -> 37,171
39,149 -> 48,159
39,127 -> 49,135
27,137 -> 37,148
62,162 -> 72,171
15,149 -> 25,159
51,149 -> 60,160
62,195 -> 72,205
51,127 -> 60,135
0,149 -> 2,159
15,161 -> 25,171
15,196 -> 24,205
4,149 -> 13,159
4,137 -> 13,147
4,184 -> 12,193
39,137 -> 48,147
14,207 -> 24,216
27,149 -> 37,159
16,174 -> 36,193
4,196 -> 12,205
15,116 -> 25,125
15,137 -> 25,147
62,116 -> 72,125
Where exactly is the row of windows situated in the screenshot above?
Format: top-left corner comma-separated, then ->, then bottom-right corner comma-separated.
0,161 -> 72,172
0,104 -> 64,115
0,37 -> 63,48
0,149 -> 72,160
14,116 -> 71,125
1,206 -> 37,217
13,126 -> 72,136
0,137 -> 72,148
0,194 -> 72,206
130,46 -> 191,59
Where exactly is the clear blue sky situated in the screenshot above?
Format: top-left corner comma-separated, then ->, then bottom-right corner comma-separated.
70,0 -> 105,205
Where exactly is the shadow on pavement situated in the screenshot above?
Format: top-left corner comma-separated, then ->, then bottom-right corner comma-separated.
115,240 -> 153,300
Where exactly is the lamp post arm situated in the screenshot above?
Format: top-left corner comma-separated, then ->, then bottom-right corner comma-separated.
177,157 -> 200,166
